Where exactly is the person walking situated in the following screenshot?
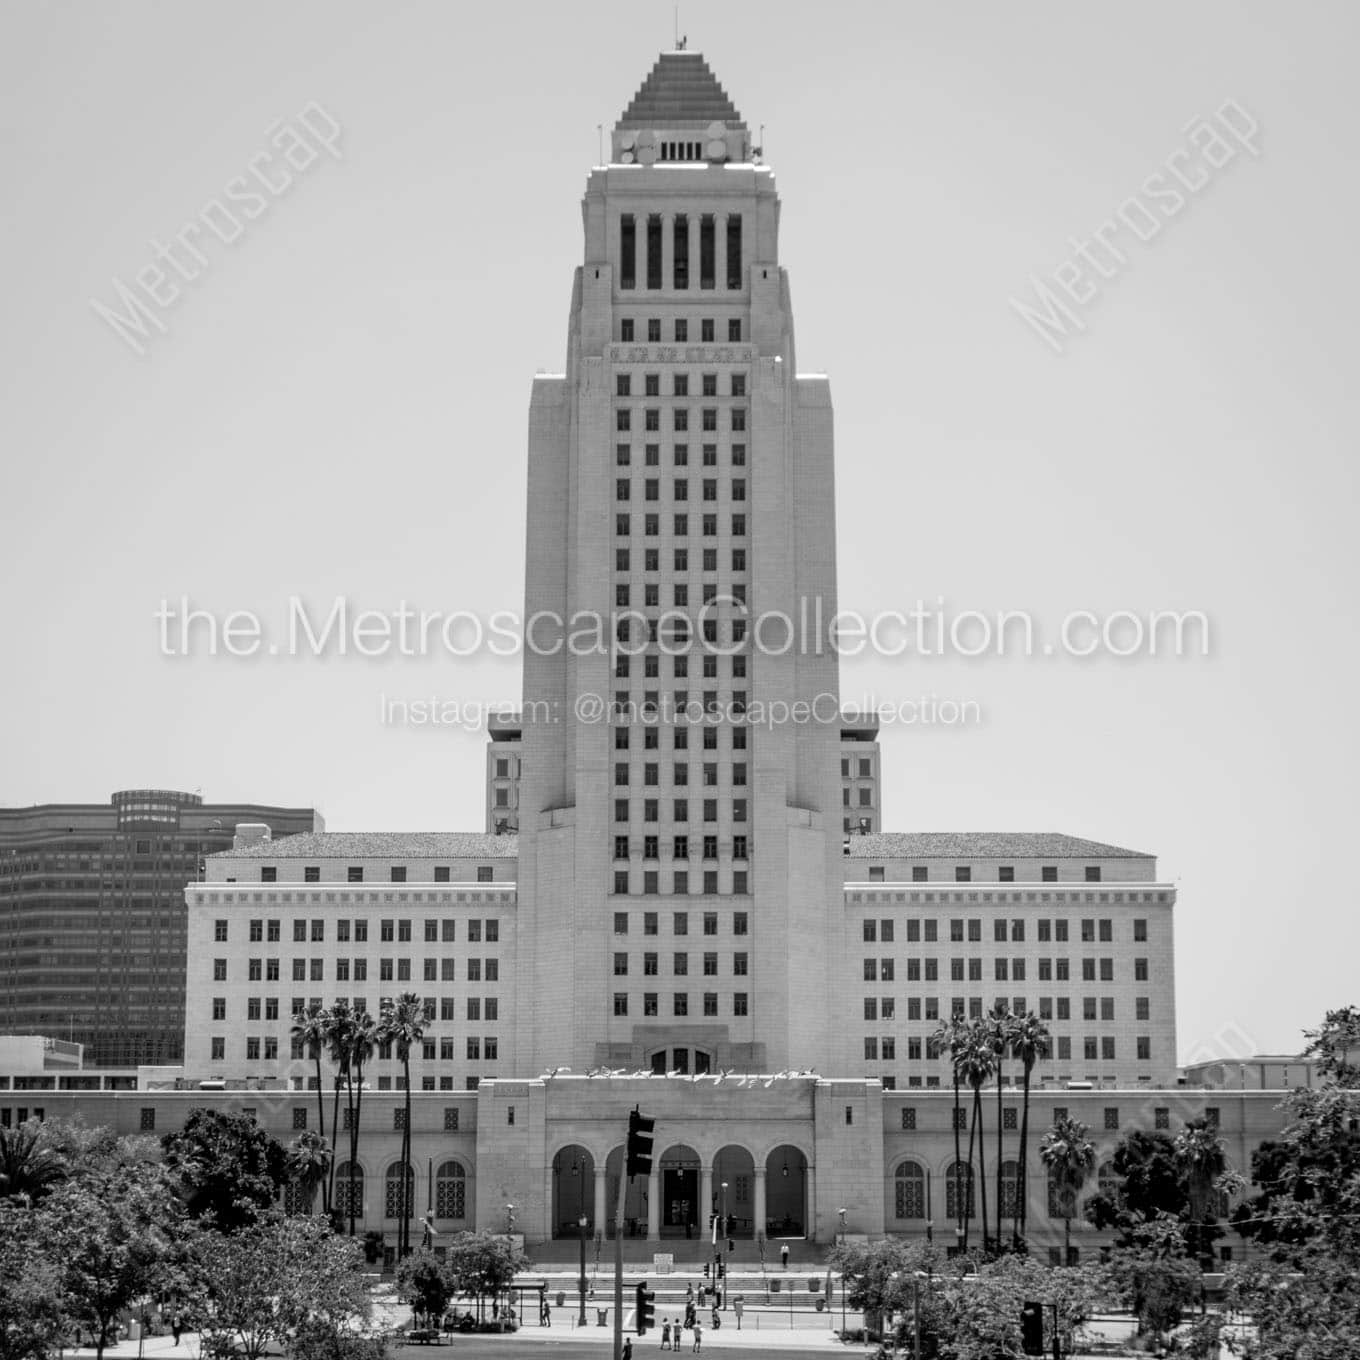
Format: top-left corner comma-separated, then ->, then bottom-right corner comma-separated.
780,1242 -> 790,1270
661,1318 -> 672,1350
623,1339 -> 633,1360
692,1317 -> 703,1352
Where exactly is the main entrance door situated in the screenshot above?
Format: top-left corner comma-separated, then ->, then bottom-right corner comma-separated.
664,1168 -> 697,1232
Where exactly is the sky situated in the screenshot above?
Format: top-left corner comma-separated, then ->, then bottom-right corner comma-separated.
1,1 -> 1356,1064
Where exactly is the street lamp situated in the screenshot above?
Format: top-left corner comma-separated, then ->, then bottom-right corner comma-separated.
505,1203 -> 515,1235
719,1180 -> 729,1310
577,1213 -> 589,1327
837,1210 -> 848,1334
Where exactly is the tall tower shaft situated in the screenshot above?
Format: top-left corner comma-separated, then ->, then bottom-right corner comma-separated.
514,53 -> 842,1076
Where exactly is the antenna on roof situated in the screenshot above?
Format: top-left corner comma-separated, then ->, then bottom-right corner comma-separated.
597,123 -> 603,165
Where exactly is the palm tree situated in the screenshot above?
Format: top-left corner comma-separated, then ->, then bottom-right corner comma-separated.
933,1015 -> 968,1250
344,1007 -> 378,1238
0,1119 -> 68,1203
378,992 -> 426,1257
985,1002 -> 1014,1251
958,1021 -> 997,1256
324,999 -> 356,1219
1174,1118 -> 1227,1265
1039,1114 -> 1095,1266
1010,1011 -> 1051,1249
291,1002 -> 333,1214
285,1129 -> 332,1216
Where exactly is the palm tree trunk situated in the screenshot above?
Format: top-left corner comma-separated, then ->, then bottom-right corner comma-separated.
329,1072 -> 344,1213
995,1059 -> 1005,1251
346,1064 -> 358,1236
402,1051 -> 413,1256
1017,1063 -> 1032,1249
1064,1214 -> 1071,1266
951,1069 -> 963,1244
314,1050 -> 329,1214
962,1094 -> 977,1255
974,1085 -> 989,1257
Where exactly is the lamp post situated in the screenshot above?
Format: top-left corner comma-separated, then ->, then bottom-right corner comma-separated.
837,1209 -> 848,1334
912,1270 -> 927,1360
505,1203 -> 515,1235
577,1213 -> 589,1327
720,1180 -> 729,1310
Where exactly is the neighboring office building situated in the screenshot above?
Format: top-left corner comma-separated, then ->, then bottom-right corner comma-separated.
0,789 -> 320,1066
485,714 -> 521,835
841,709 -> 881,835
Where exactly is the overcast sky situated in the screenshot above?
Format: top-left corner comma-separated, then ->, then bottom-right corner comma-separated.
2,1 -> 1355,1064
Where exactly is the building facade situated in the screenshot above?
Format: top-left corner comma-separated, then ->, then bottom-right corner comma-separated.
0,789 -> 320,1065
15,50 -> 1275,1262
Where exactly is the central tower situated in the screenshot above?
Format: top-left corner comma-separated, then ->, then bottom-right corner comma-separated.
513,52 -> 842,1076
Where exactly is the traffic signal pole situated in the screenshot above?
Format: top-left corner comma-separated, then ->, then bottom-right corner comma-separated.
613,1162 -> 626,1360
619,1107 -> 656,1360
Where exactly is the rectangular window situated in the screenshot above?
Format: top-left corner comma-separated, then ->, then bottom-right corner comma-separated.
646,213 -> 662,289
699,213 -> 715,288
620,214 -> 636,288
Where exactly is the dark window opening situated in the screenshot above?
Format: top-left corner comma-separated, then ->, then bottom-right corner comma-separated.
699,215 -> 715,290
646,214 -> 662,290
620,215 -> 635,290
726,214 -> 742,290
673,214 -> 689,289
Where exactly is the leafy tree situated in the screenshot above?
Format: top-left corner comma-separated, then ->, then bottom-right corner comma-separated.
827,1237 -> 943,1332
1010,1011 -> 1051,1249
292,1003 -> 334,1215
0,1119 -> 69,1204
1106,1216 -> 1202,1345
377,991 -> 425,1256
45,1158 -> 184,1360
0,1202 -> 66,1360
1175,1118 -> 1230,1265
194,1213 -> 371,1360
396,1248 -> 454,1325
1039,1114 -> 1095,1266
1303,1005 -> 1360,1088
161,1107 -> 288,1232
444,1231 -> 527,1321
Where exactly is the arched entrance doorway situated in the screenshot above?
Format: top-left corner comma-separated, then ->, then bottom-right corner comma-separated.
764,1144 -> 809,1239
551,1144 -> 595,1239
604,1145 -> 649,1239
658,1143 -> 701,1238
647,1047 -> 712,1075
712,1144 -> 756,1238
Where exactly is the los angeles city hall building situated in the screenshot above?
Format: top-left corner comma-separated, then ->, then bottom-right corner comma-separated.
1,52 -> 1291,1266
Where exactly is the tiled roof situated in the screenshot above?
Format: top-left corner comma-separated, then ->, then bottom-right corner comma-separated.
617,52 -> 745,129
209,832 -> 518,859
846,832 -> 1152,859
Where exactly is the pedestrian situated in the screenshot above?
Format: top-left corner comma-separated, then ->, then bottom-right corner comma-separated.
623,1339 -> 633,1360
711,1305 -> 720,1330
692,1317 -> 703,1352
541,1297 -> 551,1326
780,1242 -> 790,1270
171,1315 -> 183,1345
661,1318 -> 672,1350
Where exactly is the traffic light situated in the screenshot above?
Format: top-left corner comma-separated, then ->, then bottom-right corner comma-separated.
626,1109 -> 656,1178
636,1284 -> 656,1335
717,1260 -> 726,1280
703,1261 -> 710,1277
727,1237 -> 735,1253
1020,1301 -> 1044,1356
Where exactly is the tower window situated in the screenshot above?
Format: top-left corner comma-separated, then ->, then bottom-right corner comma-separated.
699,214 -> 715,289
620,215 -> 636,290
726,214 -> 742,290
646,214 -> 662,290
673,214 -> 689,289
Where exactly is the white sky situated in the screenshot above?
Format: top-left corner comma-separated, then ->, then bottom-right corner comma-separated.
1,1 -> 1356,1064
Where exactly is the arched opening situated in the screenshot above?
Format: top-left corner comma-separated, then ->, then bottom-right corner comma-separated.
385,1162 -> 415,1221
713,1144 -> 755,1238
894,1160 -> 926,1220
764,1145 -> 808,1239
999,1160 -> 1022,1221
648,1047 -> 712,1076
435,1160 -> 467,1221
551,1144 -> 596,1239
605,1146 -> 649,1239
945,1161 -> 975,1221
334,1161 -> 364,1220
658,1143 -> 701,1238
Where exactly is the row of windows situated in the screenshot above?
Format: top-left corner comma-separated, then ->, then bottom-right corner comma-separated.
617,318 -> 743,343
863,994 -> 1154,1023
613,869 -> 749,895
617,373 -> 746,398
252,866 -> 497,885
211,958 -> 502,983
612,992 -> 748,1017
855,994 -> 1154,1024
867,1035 -> 1149,1062
615,513 -> 747,537
858,917 -> 1150,944
616,410 -> 747,435
863,956 -> 1145,982
615,545 -> 748,571
216,916 -> 502,943
875,866 -> 1108,884
612,798 -> 749,823
612,952 -> 748,976
610,910 -> 749,935
214,1034 -> 501,1062
615,722 -> 746,749
214,995 -> 500,1025
613,829 -> 749,854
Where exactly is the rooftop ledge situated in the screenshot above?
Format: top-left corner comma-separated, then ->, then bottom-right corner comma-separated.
843,881 -> 1174,894
188,881 -> 519,893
